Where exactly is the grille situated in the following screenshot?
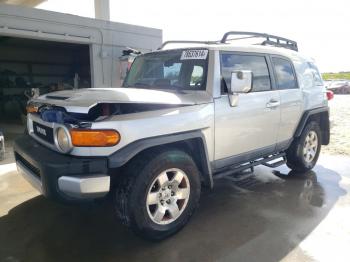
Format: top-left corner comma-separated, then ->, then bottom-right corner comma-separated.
33,122 -> 54,144
15,153 -> 41,178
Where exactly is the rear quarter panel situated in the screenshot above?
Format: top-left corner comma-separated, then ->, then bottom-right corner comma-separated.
292,55 -> 328,111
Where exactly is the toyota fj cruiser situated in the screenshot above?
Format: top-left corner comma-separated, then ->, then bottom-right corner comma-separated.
14,31 -> 330,240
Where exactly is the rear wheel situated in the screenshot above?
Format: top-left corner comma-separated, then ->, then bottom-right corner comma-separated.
114,149 -> 201,240
286,121 -> 322,173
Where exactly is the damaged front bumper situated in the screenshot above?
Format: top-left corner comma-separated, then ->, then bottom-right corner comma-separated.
14,135 -> 110,202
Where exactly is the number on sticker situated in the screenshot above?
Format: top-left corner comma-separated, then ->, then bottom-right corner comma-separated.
181,50 -> 208,60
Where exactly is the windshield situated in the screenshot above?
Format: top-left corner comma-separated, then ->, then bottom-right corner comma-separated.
123,49 -> 208,91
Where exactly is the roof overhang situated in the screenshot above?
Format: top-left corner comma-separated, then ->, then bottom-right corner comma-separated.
0,0 -> 45,7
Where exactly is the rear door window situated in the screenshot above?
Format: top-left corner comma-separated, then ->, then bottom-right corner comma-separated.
272,57 -> 298,89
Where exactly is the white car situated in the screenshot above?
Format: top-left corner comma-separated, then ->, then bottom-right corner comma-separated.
14,31 -> 330,240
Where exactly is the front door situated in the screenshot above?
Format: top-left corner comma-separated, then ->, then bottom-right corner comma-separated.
214,52 -> 280,169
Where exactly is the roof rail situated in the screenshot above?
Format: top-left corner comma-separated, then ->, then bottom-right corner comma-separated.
220,31 -> 298,51
158,40 -> 219,50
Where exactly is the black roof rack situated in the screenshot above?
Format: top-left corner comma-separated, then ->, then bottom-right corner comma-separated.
157,40 -> 219,50
157,31 -> 298,52
220,31 -> 298,51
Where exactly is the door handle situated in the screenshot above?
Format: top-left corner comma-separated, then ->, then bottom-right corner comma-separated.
266,99 -> 280,108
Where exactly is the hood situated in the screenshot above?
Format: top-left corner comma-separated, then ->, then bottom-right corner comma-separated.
32,87 -> 213,114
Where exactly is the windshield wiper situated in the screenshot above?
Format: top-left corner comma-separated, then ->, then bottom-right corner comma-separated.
133,82 -> 150,87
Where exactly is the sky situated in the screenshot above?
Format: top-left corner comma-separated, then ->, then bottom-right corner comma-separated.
36,0 -> 350,73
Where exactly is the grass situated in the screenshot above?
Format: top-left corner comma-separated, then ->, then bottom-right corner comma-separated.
322,72 -> 350,80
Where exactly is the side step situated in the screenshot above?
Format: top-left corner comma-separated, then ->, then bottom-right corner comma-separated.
213,153 -> 286,180
261,157 -> 286,168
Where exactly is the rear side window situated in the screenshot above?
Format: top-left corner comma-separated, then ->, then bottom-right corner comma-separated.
220,54 -> 271,92
307,62 -> 323,86
272,57 -> 298,89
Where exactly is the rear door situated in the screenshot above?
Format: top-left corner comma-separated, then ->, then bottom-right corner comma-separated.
271,56 -> 303,149
214,52 -> 281,168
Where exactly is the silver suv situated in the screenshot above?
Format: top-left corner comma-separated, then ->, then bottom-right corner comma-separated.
14,32 -> 330,240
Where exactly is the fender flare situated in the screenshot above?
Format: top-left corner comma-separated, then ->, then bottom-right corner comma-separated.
294,106 -> 330,144
108,130 -> 213,188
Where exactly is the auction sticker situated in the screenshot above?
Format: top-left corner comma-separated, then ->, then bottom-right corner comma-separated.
180,50 -> 208,60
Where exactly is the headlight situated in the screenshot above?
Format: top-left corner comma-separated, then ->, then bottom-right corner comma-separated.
56,127 -> 72,153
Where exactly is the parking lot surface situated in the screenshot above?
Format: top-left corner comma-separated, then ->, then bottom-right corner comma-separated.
0,154 -> 349,262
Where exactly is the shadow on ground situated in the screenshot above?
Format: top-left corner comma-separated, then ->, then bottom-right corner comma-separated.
0,164 -> 346,262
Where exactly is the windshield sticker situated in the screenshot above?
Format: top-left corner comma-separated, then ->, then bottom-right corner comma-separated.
180,50 -> 208,60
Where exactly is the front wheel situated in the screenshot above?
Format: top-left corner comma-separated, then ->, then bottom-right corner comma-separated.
286,121 -> 322,173
114,149 -> 201,240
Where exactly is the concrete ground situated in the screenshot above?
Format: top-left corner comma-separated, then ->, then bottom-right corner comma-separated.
1,154 -> 349,262
1,96 -> 349,262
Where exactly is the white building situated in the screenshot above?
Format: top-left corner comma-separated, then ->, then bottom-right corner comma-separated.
0,1 -> 162,124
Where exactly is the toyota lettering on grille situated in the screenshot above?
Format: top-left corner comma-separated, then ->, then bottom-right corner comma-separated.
36,126 -> 47,136
33,122 -> 54,144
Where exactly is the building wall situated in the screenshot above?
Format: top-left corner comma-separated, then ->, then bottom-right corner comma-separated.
0,3 -> 162,87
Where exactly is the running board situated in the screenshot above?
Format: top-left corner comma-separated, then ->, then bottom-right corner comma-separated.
261,157 -> 286,168
213,153 -> 286,180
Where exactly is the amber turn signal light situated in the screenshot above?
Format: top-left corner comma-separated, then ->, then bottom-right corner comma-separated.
70,129 -> 120,147
26,104 -> 39,113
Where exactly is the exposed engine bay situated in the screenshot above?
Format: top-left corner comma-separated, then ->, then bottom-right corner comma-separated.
29,102 -> 183,128
26,87 -> 213,127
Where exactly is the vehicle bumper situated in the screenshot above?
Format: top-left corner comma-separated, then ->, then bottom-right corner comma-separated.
14,135 -> 110,202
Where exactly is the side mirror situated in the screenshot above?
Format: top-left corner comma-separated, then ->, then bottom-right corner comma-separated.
230,70 -> 253,94
228,70 -> 253,107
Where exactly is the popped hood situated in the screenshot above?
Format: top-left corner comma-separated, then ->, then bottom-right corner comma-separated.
32,87 -> 213,114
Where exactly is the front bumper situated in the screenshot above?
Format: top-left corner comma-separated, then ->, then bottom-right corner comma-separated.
14,135 -> 110,202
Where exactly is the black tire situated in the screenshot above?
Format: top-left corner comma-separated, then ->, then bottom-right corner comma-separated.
114,148 -> 201,240
286,121 -> 322,173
